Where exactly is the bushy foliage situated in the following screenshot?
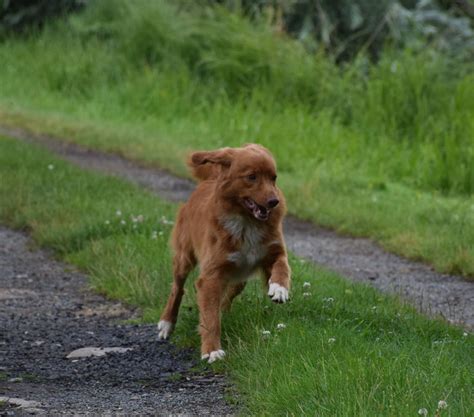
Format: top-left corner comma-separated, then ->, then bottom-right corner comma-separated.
214,0 -> 474,61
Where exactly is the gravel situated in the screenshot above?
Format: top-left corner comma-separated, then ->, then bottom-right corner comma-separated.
0,227 -> 235,416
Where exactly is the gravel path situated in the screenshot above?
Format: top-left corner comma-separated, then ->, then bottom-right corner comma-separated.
0,227 -> 234,416
1,126 -> 472,331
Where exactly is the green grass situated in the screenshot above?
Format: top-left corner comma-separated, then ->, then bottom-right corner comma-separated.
1,136 -> 472,416
0,0 -> 473,277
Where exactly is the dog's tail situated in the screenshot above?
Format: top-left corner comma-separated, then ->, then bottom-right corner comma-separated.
187,149 -> 233,181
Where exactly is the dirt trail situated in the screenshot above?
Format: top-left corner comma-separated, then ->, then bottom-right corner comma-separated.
0,227 -> 234,416
1,126 -> 473,330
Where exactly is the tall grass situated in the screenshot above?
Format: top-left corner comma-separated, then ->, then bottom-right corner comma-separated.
1,0 -> 472,194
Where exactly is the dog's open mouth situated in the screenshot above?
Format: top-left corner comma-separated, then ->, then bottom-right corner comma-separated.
243,198 -> 269,221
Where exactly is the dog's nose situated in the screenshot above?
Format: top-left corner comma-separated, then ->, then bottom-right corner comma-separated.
267,198 -> 279,208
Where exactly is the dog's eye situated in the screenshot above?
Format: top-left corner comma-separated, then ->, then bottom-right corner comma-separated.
247,174 -> 257,181
272,175 -> 277,182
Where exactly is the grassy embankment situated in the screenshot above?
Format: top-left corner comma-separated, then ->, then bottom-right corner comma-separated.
0,0 -> 473,277
1,136 -> 473,416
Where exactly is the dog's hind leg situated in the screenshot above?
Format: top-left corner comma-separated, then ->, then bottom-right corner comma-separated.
196,274 -> 227,363
221,282 -> 247,312
158,250 -> 195,340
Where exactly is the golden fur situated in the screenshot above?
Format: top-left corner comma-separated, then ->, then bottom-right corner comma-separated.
158,144 -> 291,362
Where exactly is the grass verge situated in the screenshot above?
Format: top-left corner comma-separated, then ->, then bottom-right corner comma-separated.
0,136 -> 472,416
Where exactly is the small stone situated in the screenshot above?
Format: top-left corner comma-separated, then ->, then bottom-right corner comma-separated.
66,346 -> 132,359
0,397 -> 41,409
8,377 -> 23,383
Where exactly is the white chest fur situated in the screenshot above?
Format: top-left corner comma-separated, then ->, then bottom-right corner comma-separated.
221,215 -> 267,278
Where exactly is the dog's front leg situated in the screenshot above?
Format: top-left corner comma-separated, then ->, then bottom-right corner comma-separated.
196,274 -> 226,363
265,249 -> 291,303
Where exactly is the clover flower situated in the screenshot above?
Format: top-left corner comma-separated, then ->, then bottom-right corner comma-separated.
418,408 -> 428,416
116,210 -> 122,217
48,164 -> 54,170
160,216 -> 174,225
437,400 -> 447,409
276,323 -> 286,331
328,337 -> 336,344
303,292 -> 311,298
261,330 -> 271,338
303,282 -> 311,289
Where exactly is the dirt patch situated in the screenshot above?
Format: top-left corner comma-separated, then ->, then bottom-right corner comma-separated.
1,125 -> 473,330
0,227 -> 235,415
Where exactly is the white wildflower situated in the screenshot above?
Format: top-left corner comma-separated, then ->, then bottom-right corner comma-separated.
160,216 -> 174,225
303,282 -> 311,289
120,220 -> 126,226
418,408 -> 428,416
159,231 -> 164,236
328,337 -> 336,344
261,330 -> 271,338
116,210 -> 122,217
104,220 -> 110,225
276,323 -> 286,331
137,214 -> 144,222
371,306 -> 377,310
303,292 -> 311,298
463,332 -> 468,337
438,400 -> 447,409
323,297 -> 334,303
47,164 -> 54,170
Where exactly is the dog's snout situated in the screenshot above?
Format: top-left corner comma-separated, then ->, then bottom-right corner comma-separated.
267,198 -> 279,208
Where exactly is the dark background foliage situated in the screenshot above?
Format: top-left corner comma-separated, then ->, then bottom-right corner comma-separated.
0,0 -> 85,33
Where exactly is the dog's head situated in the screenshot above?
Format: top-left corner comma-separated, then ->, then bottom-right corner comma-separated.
189,144 -> 283,221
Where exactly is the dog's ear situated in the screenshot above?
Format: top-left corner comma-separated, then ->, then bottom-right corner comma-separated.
187,148 -> 235,181
190,148 -> 235,167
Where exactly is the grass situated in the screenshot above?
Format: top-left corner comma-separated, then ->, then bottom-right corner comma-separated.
0,136 -> 472,416
0,0 -> 473,277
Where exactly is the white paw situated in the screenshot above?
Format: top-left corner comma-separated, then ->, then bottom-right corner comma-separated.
157,320 -> 174,340
268,282 -> 289,303
201,349 -> 226,363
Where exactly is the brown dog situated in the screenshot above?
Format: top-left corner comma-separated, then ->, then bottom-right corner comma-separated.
157,144 -> 291,362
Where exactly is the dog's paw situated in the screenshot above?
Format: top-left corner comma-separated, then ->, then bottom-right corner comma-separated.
268,282 -> 289,303
157,320 -> 174,340
201,349 -> 226,363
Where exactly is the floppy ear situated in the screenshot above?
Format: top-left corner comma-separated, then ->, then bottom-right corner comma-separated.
187,148 -> 235,181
